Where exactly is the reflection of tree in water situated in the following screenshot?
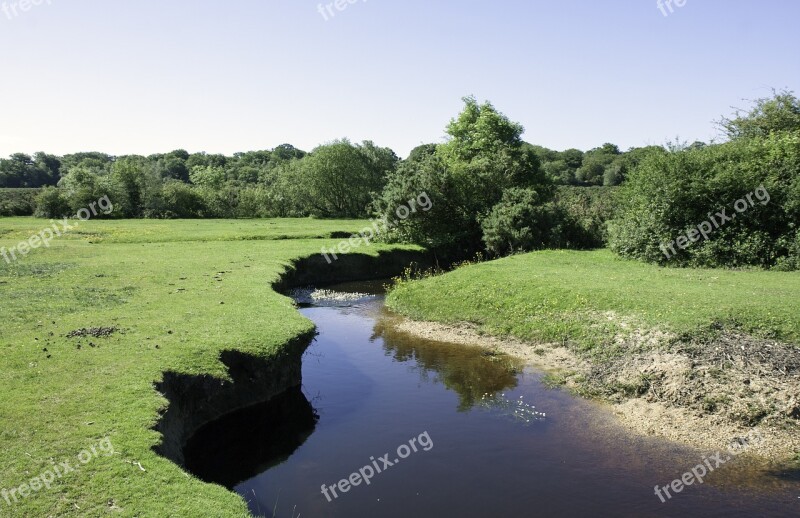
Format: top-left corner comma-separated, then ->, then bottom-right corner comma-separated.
373,313 -> 522,411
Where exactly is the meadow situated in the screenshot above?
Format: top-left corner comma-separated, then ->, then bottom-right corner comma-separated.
0,217 -> 397,517
387,249 -> 800,350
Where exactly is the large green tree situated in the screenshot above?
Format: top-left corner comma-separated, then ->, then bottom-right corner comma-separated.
376,97 -> 550,255
293,139 -> 396,218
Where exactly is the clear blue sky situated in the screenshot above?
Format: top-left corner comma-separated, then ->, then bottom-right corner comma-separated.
1,0 -> 798,158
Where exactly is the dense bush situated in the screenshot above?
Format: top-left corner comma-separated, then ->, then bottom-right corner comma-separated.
609,131 -> 800,269
154,182 -> 207,218
34,187 -> 71,218
481,188 -> 563,255
553,186 -> 618,248
480,186 -> 619,255
0,188 -> 40,216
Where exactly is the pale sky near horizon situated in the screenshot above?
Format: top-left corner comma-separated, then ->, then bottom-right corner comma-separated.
1,0 -> 798,159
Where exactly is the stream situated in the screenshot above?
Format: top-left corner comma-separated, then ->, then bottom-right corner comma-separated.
184,281 -> 798,517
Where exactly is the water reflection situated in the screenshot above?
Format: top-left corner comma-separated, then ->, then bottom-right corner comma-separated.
374,312 -> 523,411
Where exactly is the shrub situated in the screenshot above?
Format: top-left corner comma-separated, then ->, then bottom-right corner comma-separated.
609,131 -> 800,269
0,188 -> 40,216
481,188 -> 562,255
157,182 -> 207,218
553,186 -> 618,248
34,187 -> 71,218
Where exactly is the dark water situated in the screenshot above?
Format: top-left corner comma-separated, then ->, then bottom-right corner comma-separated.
186,281 -> 799,517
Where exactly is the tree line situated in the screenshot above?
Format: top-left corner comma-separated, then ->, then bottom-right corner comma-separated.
0,124 -> 669,223
2,90 -> 798,270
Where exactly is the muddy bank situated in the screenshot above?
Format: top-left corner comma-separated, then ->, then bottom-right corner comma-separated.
272,249 -> 435,291
153,335 -> 313,466
389,317 -> 800,464
153,249 -> 434,467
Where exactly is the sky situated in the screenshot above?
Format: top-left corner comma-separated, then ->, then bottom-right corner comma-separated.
1,0 -> 799,159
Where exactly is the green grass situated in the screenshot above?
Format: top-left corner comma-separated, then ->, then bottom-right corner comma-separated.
387,249 -> 800,356
0,217 -> 406,517
0,217 -> 368,244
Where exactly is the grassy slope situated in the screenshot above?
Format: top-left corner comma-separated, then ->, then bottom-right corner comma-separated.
387,250 -> 800,356
0,218 -> 405,517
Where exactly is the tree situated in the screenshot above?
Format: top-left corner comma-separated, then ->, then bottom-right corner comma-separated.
405,144 -> 437,163
573,144 -> 622,185
294,139 -> 390,218
561,148 -> 585,169
187,152 -> 227,170
110,157 -> 148,217
57,164 -> 122,217
376,97 -> 551,255
718,89 -> 800,140
189,165 -> 226,189
271,144 -> 306,162
0,153 -> 61,188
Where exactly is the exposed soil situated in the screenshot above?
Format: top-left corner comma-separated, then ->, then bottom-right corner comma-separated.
390,318 -> 800,463
66,326 -> 120,338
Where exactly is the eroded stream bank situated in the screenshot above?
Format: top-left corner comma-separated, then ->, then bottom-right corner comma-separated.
153,250 -> 435,468
185,281 -> 797,517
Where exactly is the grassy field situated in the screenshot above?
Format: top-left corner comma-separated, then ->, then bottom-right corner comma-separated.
387,249 -> 800,356
0,218 -> 402,517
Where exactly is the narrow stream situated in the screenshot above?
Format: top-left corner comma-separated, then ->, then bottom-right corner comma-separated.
185,281 -> 798,517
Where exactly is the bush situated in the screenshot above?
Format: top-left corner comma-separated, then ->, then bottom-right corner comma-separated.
0,188 -> 40,216
197,186 -> 238,218
609,131 -> 800,269
156,182 -> 207,218
481,188 -> 562,255
235,186 -> 272,218
34,187 -> 71,218
553,186 -> 618,248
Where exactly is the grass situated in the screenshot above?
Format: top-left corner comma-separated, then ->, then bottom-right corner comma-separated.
387,249 -> 800,357
0,217 -> 407,517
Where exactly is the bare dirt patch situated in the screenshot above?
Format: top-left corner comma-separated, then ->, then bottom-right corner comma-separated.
66,326 -> 120,339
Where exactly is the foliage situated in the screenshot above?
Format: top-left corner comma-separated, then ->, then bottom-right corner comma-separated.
294,139 -> 396,218
553,186 -> 618,247
33,186 -> 71,218
0,152 -> 61,188
376,97 -> 551,256
718,89 -> 800,140
481,188 -> 563,255
0,188 -> 40,216
609,131 -> 800,269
